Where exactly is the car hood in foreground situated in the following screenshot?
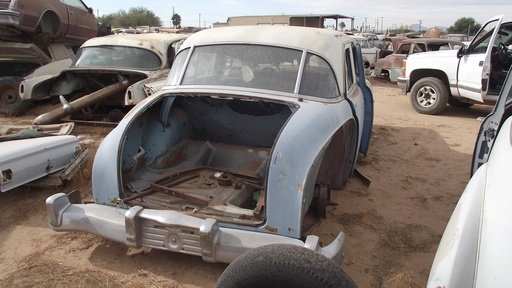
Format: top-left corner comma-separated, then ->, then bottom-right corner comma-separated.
427,115 -> 512,287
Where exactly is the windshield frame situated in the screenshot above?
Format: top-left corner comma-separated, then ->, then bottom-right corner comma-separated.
72,45 -> 162,70
167,44 -> 341,99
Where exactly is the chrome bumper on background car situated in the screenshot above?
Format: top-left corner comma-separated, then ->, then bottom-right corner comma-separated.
0,11 -> 20,25
396,77 -> 408,94
46,192 -> 346,264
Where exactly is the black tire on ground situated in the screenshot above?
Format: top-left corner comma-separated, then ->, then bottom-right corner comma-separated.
409,77 -> 449,115
448,97 -> 474,108
215,244 -> 357,288
0,76 -> 31,116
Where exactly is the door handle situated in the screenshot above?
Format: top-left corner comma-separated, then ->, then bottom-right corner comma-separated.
69,11 -> 74,14
479,61 -> 484,67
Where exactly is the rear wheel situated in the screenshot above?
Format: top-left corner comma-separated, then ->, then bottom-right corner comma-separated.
34,13 -> 59,48
0,76 -> 31,116
216,244 -> 356,288
410,77 -> 449,115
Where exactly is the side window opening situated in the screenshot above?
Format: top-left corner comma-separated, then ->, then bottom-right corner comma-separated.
345,45 -> 355,92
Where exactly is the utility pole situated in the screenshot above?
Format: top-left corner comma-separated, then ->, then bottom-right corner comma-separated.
419,20 -> 422,32
199,14 -> 201,28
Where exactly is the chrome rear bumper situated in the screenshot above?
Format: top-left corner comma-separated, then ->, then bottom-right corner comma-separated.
46,192 -> 346,264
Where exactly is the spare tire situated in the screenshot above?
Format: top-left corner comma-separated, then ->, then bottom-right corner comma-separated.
0,76 -> 31,116
215,244 -> 357,288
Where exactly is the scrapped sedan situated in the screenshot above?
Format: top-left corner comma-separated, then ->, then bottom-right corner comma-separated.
0,0 -> 98,46
45,25 -> 373,286
427,64 -> 512,287
19,32 -> 188,123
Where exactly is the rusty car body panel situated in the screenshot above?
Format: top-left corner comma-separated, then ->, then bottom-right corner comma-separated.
375,38 -> 463,82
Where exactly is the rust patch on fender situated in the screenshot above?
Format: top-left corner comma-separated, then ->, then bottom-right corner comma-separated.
264,225 -> 278,233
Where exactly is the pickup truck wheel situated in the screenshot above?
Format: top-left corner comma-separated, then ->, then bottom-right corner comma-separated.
0,76 -> 31,116
448,97 -> 474,108
215,244 -> 356,288
410,77 -> 449,115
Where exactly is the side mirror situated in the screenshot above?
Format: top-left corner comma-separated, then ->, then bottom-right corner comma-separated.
88,7 -> 94,14
457,46 -> 467,58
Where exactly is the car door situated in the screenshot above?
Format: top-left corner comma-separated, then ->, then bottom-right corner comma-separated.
59,0 -> 97,40
471,65 -> 512,176
456,15 -> 504,102
351,44 -> 373,156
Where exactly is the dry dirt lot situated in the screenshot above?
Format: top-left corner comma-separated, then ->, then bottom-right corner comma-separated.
0,77 -> 493,287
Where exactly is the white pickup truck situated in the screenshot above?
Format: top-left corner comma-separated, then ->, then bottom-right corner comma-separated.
397,15 -> 512,114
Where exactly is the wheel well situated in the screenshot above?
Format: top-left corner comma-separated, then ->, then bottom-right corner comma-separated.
315,119 -> 358,190
410,69 -> 449,91
37,11 -> 60,36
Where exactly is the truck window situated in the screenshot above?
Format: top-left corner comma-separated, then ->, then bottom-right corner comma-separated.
469,19 -> 499,54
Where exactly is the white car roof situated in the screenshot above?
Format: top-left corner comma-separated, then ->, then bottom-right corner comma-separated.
180,26 -> 354,76
81,33 -> 189,54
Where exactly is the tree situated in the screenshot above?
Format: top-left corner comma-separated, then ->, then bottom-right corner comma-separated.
447,17 -> 481,35
171,13 -> 182,28
98,7 -> 161,28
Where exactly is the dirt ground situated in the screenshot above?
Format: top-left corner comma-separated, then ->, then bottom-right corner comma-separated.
0,76 -> 493,288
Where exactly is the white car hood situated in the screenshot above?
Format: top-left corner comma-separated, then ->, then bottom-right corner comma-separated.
427,116 -> 512,287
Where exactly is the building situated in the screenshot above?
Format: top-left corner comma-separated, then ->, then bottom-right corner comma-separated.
213,14 -> 354,30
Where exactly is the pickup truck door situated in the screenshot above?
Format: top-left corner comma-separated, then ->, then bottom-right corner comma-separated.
456,15 -> 504,102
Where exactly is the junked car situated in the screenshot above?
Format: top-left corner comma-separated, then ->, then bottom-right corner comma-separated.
45,25 -> 373,286
0,42 -> 75,115
0,0 -> 98,47
374,38 -> 463,82
18,32 -> 189,124
350,35 -> 380,75
427,58 -> 512,288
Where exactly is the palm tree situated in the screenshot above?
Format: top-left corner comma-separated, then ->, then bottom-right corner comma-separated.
172,13 -> 181,28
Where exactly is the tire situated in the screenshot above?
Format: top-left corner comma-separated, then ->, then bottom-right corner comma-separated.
362,57 -> 371,76
409,77 -> 449,115
215,244 -> 357,288
0,76 -> 31,116
448,97 -> 474,108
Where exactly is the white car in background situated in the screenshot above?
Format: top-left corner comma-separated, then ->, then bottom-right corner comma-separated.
427,68 -> 512,287
350,35 -> 380,75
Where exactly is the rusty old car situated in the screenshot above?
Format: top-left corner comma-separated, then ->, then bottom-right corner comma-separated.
374,37 -> 463,82
17,32 -> 189,124
0,0 -> 98,46
45,25 -> 373,286
0,41 -> 76,115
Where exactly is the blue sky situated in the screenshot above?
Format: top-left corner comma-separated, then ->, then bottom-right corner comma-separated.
84,0 -> 512,31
